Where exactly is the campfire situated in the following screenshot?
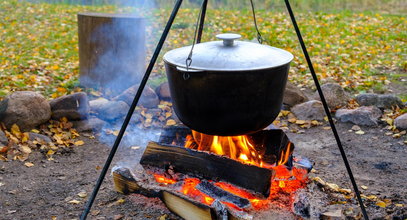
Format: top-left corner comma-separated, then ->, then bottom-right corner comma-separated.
113,127 -> 312,219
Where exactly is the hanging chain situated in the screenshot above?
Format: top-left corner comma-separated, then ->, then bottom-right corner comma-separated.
185,0 -> 206,74
250,0 -> 266,44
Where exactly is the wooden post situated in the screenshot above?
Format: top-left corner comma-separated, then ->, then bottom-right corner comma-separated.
77,12 -> 146,94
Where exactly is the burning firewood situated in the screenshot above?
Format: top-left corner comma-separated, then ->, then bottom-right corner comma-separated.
140,141 -> 274,198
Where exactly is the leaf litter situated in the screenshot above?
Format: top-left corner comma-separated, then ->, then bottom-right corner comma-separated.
0,117 -> 85,162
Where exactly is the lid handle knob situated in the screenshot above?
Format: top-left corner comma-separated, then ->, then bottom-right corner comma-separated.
216,33 -> 241,47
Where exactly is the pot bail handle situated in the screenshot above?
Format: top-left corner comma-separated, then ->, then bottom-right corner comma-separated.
216,33 -> 241,46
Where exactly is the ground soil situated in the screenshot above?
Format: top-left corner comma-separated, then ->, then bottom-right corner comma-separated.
0,121 -> 406,219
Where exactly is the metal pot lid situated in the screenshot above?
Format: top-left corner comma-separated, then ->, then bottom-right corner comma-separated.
163,33 -> 294,71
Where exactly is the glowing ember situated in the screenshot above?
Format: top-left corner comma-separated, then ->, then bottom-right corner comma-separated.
153,165 -> 308,210
152,130 -> 307,211
153,174 -> 177,185
185,130 -> 263,166
180,178 -> 214,206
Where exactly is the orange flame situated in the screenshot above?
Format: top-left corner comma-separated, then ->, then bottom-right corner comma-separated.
185,131 -> 262,166
278,142 -> 292,165
152,131 -> 307,211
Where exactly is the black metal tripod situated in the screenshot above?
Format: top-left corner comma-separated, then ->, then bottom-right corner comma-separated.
81,0 -> 369,219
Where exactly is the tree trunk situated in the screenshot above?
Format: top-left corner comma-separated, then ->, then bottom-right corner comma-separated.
77,12 -> 146,94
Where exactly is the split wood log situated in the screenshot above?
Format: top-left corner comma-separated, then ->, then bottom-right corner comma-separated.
140,142 -> 274,197
112,167 -> 159,197
112,167 -> 242,220
162,191 -> 215,220
77,12 -> 146,93
158,126 -> 295,166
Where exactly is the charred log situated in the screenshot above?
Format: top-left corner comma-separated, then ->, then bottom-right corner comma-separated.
196,180 -> 250,209
140,141 -> 274,197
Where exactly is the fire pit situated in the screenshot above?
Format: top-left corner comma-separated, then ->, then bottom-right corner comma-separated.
112,126 -> 312,219
81,1 -> 369,219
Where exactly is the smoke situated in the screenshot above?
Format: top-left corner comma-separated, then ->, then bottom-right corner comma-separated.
79,1 -> 164,167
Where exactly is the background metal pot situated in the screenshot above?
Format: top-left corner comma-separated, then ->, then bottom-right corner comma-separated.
163,34 -> 293,136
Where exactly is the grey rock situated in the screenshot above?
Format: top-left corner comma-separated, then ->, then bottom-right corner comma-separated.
356,93 -> 378,106
156,82 -> 171,100
50,92 -> 90,120
29,133 -> 52,143
89,98 -> 110,114
130,114 -> 142,124
96,101 -> 129,121
335,106 -> 382,126
114,84 -> 159,108
377,94 -> 403,109
0,130 -> 8,146
313,83 -> 350,109
72,117 -> 106,132
356,93 -> 403,109
292,100 -> 326,121
283,82 -> 309,107
394,113 -> 407,130
0,91 -> 51,131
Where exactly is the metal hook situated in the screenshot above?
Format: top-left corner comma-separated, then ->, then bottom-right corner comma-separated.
186,57 -> 192,70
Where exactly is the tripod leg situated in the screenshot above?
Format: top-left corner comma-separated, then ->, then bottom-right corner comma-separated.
79,0 -> 184,219
197,0 -> 208,43
283,0 -> 369,219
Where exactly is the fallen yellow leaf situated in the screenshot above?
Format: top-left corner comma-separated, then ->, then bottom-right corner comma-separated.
77,191 -> 87,198
20,145 -> 32,154
24,162 -> 34,167
281,110 -> 290,116
74,140 -> 85,146
68,199 -> 81,204
21,132 -> 29,143
47,150 -> 55,156
90,91 -> 102,97
11,124 -> 21,137
288,118 -> 297,123
295,120 -> 306,125
166,119 -> 176,126
376,201 -> 386,208
311,120 -> 320,126
31,129 -> 40,133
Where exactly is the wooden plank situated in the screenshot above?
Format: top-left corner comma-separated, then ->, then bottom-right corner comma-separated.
140,142 -> 274,197
162,191 -> 215,220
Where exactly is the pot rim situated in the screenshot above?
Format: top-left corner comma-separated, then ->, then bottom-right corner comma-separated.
164,59 -> 293,72
163,40 -> 294,72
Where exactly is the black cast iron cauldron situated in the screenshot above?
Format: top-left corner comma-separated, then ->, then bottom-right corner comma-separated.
163,34 -> 293,136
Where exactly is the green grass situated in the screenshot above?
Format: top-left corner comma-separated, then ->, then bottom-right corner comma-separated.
29,0 -> 407,14
0,0 -> 405,98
